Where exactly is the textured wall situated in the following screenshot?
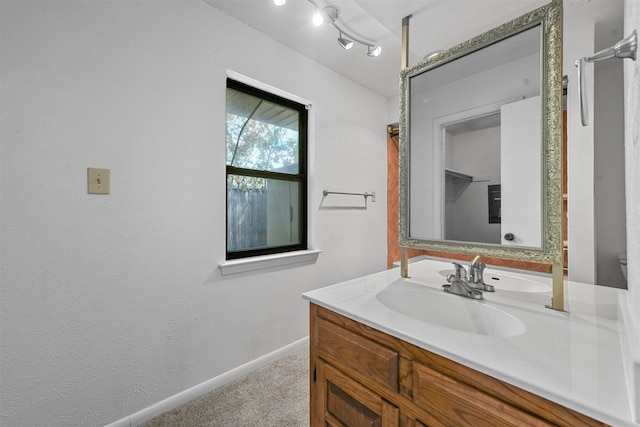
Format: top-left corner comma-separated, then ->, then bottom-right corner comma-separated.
594,57 -> 626,288
565,23 -> 596,283
0,1 -> 388,425
624,0 -> 639,310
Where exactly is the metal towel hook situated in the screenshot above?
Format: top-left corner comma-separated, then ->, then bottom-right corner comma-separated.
575,29 -> 637,126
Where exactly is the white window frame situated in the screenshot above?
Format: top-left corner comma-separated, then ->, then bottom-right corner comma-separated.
219,71 -> 319,275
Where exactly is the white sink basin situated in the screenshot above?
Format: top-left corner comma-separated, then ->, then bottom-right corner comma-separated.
376,283 -> 525,337
439,269 -> 550,293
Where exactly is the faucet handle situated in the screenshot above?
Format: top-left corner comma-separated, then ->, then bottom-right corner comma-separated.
469,256 -> 484,275
469,262 -> 485,280
476,262 -> 486,274
469,261 -> 495,292
451,262 -> 467,281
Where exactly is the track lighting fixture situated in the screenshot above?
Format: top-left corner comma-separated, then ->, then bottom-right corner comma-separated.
274,0 -> 382,57
367,45 -> 383,57
337,32 -> 354,50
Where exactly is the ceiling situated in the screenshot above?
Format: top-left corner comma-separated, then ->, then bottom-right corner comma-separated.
204,0 -> 623,98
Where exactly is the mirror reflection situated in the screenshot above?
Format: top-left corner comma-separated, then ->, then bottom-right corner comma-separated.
409,25 -> 543,248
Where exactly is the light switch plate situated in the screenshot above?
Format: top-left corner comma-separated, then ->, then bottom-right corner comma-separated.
87,168 -> 110,194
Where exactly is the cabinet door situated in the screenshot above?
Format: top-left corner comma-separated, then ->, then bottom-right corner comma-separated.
413,362 -> 551,427
314,360 -> 399,427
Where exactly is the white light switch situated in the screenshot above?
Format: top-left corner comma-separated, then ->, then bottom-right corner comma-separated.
88,168 -> 110,194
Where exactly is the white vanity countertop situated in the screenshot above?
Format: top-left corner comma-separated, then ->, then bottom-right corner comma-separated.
302,258 -> 637,427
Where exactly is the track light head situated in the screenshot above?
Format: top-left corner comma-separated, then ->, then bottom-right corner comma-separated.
337,33 -> 354,50
367,45 -> 382,57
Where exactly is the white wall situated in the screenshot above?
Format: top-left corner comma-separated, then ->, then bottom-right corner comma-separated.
624,0 -> 640,310
565,23 -> 597,284
446,126 -> 501,244
0,1 -> 388,426
594,57 -> 626,288
563,16 -> 627,289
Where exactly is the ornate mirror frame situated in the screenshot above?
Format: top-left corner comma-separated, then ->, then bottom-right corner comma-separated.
399,0 -> 563,268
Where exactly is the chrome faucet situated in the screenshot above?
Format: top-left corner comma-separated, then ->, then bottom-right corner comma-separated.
468,256 -> 495,292
442,274 -> 483,300
441,257 -> 495,300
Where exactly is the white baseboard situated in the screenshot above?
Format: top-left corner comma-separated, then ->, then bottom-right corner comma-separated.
104,337 -> 309,427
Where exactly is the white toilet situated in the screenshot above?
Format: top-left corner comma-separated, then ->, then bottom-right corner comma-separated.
618,253 -> 627,281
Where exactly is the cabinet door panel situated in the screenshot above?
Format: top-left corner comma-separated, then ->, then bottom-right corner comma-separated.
414,362 -> 551,427
318,360 -> 383,426
316,317 -> 399,392
327,383 -> 382,427
317,360 -> 400,427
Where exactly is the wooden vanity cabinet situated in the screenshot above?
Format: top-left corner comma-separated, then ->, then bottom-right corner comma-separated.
310,303 -> 608,427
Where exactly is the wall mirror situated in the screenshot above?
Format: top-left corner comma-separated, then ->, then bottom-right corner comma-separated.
399,0 -> 563,265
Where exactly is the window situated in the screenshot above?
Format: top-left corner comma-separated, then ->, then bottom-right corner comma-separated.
225,79 -> 308,260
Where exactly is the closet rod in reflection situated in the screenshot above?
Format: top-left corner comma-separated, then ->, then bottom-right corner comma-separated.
322,190 -> 376,202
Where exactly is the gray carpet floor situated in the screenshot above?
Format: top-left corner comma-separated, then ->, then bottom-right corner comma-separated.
141,346 -> 309,427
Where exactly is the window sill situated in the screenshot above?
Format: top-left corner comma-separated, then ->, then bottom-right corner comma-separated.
218,249 -> 322,276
